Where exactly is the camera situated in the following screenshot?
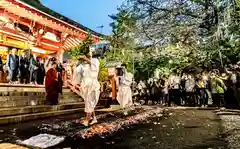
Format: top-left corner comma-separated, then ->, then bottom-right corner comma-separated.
116,66 -> 125,86
50,57 -> 57,62
116,67 -> 124,77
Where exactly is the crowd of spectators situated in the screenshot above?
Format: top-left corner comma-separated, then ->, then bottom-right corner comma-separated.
134,64 -> 240,109
3,48 -> 65,86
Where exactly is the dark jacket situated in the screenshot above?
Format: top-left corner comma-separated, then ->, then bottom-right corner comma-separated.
29,57 -> 39,71
6,54 -> 19,71
19,56 -> 29,69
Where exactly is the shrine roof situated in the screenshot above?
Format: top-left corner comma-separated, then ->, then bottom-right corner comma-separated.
19,0 -> 104,38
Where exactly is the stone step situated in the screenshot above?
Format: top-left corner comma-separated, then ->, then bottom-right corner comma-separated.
0,84 -> 82,108
0,108 -> 86,125
0,96 -> 83,108
0,102 -> 85,117
0,85 -> 75,97
0,84 -> 71,93
0,90 -> 76,97
0,92 -> 79,101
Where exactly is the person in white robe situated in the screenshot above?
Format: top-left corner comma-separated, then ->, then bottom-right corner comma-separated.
117,64 -> 133,108
72,52 -> 100,126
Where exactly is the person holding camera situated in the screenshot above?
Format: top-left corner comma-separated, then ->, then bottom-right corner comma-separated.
116,64 -> 133,108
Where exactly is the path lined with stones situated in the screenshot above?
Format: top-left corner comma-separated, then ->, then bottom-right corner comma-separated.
1,107 -> 240,149
0,107 -> 146,143
62,109 -> 226,149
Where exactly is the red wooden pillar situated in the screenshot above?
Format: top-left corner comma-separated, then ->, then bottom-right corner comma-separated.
35,28 -> 46,47
110,75 -> 117,100
59,33 -> 68,85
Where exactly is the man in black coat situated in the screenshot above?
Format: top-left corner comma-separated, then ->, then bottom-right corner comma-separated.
29,54 -> 39,85
19,52 -> 30,84
6,48 -> 19,83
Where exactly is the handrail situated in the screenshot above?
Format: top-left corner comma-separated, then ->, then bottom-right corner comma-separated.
65,80 -> 82,97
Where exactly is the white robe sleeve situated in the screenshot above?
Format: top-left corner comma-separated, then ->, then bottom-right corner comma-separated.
122,72 -> 133,86
117,72 -> 133,108
72,65 -> 83,85
76,64 -> 83,74
90,58 -> 99,72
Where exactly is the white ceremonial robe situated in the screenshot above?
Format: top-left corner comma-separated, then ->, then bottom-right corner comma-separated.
71,65 -> 83,86
75,59 -> 100,113
117,72 -> 133,108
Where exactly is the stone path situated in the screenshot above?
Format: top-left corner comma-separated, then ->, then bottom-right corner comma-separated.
77,109 -> 226,149
219,114 -> 240,148
1,107 -> 240,149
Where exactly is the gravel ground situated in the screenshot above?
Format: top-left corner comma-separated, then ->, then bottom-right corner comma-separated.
57,109 -> 228,149
219,114 -> 240,149
0,108 -> 145,143
0,113 -> 86,143
0,108 -> 234,149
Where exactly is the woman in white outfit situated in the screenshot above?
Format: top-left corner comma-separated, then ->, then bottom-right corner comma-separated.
74,52 -> 100,126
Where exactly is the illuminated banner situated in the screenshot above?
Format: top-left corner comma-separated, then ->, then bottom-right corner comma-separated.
0,29 -> 28,49
6,37 -> 26,48
0,35 -> 28,49
0,33 -> 3,42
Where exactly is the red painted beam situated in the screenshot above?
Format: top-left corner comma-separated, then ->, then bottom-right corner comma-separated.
0,24 -> 28,40
0,9 -> 62,38
40,38 -> 61,47
36,44 -> 60,52
4,0 -> 102,41
1,3 -> 101,44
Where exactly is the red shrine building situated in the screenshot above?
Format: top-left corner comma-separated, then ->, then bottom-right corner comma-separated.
0,0 -> 103,63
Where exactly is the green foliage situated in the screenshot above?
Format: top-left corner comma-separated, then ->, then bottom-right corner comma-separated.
236,0 -> 240,8
70,33 -> 93,59
105,7 -> 136,73
134,45 -> 194,80
105,0 -> 240,80
98,58 -> 109,82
